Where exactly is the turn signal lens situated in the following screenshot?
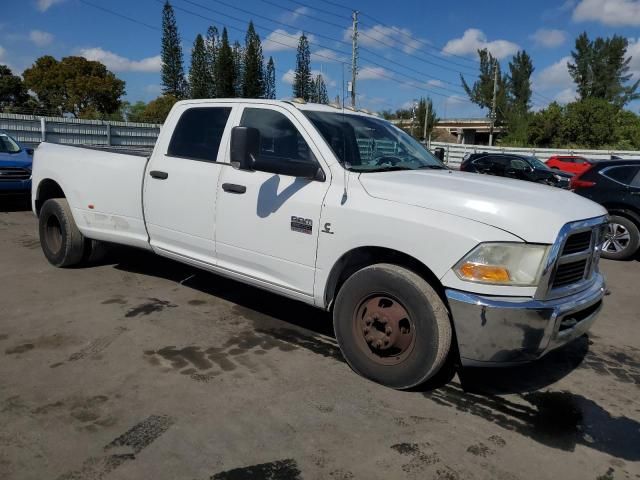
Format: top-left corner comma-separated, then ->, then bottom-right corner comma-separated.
459,262 -> 511,283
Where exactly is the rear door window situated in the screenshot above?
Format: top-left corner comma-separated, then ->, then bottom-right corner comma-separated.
603,166 -> 640,186
168,107 -> 232,162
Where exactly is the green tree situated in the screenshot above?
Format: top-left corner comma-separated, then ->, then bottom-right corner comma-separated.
189,34 -> 210,99
23,55 -> 125,117
314,74 -> 329,104
568,32 -> 640,107
127,101 -> 148,122
264,56 -> 276,99
215,28 -> 235,98
293,34 -> 312,100
161,1 -> 187,98
507,50 -> 534,114
243,21 -> 264,98
562,98 -> 618,148
0,65 -> 29,111
461,49 -> 509,123
232,41 -> 244,97
415,97 -> 438,139
205,26 -> 219,97
139,94 -> 177,123
527,102 -> 565,147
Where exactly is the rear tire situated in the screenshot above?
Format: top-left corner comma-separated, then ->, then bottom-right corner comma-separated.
601,215 -> 640,261
333,264 -> 452,389
39,198 -> 86,267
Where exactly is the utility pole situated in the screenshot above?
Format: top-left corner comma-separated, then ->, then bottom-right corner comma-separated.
350,10 -> 359,109
423,99 -> 430,144
489,61 -> 498,146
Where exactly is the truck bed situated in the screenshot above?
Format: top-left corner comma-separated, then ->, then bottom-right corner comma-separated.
32,142 -> 152,250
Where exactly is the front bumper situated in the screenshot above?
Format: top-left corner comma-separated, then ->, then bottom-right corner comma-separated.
446,273 -> 605,366
0,179 -> 31,193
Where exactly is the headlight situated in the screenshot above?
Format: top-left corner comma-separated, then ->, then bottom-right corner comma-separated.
454,243 -> 550,286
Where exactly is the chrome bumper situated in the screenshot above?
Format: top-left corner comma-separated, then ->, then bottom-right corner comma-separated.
446,273 -> 605,366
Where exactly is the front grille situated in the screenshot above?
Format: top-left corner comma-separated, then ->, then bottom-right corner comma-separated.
562,231 -> 592,255
552,259 -> 588,288
0,167 -> 31,181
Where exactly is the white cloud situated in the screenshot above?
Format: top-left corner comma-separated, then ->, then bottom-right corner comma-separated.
573,0 -> 640,26
280,6 -> 309,23
426,79 -> 446,89
36,0 -> 66,12
263,29 -> 315,52
311,48 -> 347,63
534,56 -> 573,90
144,84 -> 163,94
554,88 -> 578,104
78,48 -> 161,72
281,69 -> 336,88
358,66 -> 389,81
442,28 -> 520,59
627,37 -> 640,79
530,29 -> 567,48
344,25 -> 423,54
29,30 -> 54,47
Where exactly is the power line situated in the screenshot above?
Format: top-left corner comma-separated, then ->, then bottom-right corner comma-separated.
79,0 -> 161,31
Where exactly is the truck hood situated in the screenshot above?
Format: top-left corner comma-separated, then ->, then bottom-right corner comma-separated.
358,169 -> 607,243
0,151 -> 32,169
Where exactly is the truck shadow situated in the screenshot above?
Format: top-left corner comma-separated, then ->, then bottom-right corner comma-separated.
0,194 -> 31,212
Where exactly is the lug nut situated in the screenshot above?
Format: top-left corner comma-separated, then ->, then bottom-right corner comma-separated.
384,339 -> 390,345
364,327 -> 370,334
376,340 -> 383,348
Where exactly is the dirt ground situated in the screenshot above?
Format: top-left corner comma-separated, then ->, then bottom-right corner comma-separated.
1,195 -> 639,480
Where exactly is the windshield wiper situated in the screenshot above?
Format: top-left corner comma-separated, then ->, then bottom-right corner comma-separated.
417,165 -> 447,170
354,165 -> 414,173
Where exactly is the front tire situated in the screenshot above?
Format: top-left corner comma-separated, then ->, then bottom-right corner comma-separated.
39,198 -> 86,267
601,215 -> 640,260
333,264 -> 452,389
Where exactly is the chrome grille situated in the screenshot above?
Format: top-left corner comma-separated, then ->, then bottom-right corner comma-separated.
536,216 -> 607,300
0,167 -> 31,181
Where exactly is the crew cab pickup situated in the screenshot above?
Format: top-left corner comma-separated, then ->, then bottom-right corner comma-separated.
32,99 -> 607,389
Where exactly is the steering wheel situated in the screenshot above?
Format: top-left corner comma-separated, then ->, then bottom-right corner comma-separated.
374,155 -> 402,166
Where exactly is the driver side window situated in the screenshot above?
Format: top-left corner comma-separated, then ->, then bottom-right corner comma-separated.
240,108 -> 314,165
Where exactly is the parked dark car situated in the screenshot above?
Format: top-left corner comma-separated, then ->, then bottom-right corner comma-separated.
460,153 -> 572,188
0,130 -> 33,194
571,159 -> 640,260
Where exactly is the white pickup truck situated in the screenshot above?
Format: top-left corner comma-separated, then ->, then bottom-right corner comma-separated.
32,99 -> 607,389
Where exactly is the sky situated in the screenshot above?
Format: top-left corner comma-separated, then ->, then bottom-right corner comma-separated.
2,0 -> 640,118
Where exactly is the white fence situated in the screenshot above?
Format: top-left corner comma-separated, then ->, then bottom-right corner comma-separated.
430,142 -> 640,168
0,113 -> 161,149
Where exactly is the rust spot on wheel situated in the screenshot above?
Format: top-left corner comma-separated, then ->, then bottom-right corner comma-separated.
353,295 -> 415,366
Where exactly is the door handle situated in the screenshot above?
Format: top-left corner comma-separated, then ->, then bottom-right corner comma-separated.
222,183 -> 246,194
631,191 -> 640,195
149,170 -> 168,180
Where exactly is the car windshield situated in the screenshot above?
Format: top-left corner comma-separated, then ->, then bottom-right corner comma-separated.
303,110 -> 445,172
527,156 -> 549,170
0,133 -> 21,154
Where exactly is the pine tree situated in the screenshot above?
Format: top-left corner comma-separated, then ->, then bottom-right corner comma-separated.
215,28 -> 235,98
568,32 -> 640,107
189,34 -> 210,99
265,56 -> 276,99
461,48 -> 508,124
508,50 -> 534,114
205,26 -> 219,97
161,1 -> 187,98
311,74 -> 329,104
243,21 -> 265,98
232,41 -> 244,97
293,34 -> 311,100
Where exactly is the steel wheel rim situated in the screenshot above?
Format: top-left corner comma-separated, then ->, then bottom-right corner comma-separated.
352,294 -> 416,366
603,223 -> 631,253
45,215 -> 63,255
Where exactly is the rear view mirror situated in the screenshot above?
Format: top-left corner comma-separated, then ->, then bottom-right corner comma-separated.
230,126 -> 260,171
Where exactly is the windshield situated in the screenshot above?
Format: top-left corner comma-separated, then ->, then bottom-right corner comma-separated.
527,156 -> 549,170
303,111 -> 445,172
0,133 -> 21,154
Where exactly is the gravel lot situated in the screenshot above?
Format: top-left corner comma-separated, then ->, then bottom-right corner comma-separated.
1,195 -> 639,480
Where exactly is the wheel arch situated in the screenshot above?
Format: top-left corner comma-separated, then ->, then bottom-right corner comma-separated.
35,178 -> 66,216
603,204 -> 640,226
324,246 -> 446,310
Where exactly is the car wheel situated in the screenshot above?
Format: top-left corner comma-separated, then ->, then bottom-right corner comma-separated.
601,215 -> 640,260
333,264 -> 452,389
39,198 -> 86,267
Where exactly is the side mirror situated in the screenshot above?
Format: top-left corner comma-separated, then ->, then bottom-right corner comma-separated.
26,148 -> 34,156
433,147 -> 445,162
230,126 -> 260,171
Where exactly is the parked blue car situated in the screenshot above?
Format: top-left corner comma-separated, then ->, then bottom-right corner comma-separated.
0,130 -> 33,194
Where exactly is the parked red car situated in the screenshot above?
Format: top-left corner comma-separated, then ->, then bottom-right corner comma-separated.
545,155 -> 593,174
